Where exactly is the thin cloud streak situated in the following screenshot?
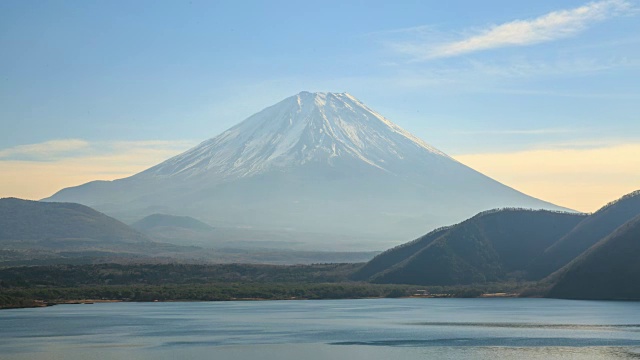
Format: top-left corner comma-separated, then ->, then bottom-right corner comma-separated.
452,128 -> 581,136
394,0 -> 632,60
465,56 -> 637,78
0,139 -> 195,162
0,139 -> 90,160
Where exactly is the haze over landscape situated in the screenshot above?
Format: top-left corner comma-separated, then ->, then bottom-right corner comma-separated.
1,1 -> 640,358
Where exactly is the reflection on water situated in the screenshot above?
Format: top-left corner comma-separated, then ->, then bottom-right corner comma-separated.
406,321 -> 640,331
1,298 -> 640,359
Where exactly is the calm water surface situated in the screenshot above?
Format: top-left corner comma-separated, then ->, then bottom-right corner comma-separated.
2,298 -> 640,359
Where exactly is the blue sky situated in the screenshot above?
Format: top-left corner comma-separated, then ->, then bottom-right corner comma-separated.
1,0 -> 639,210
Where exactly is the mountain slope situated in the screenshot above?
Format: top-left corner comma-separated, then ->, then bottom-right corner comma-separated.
351,225 -> 453,281
546,214 -> 640,300
45,91 -> 568,249
0,197 -> 151,251
355,209 -> 586,285
140,92 -> 450,180
527,190 -> 640,279
130,213 -> 220,248
131,214 -> 214,232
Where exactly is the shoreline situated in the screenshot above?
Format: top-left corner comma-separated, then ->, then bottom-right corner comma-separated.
1,293 -> 523,310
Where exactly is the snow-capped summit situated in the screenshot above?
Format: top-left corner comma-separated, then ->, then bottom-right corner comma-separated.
141,91 -> 448,180
46,91 -> 569,250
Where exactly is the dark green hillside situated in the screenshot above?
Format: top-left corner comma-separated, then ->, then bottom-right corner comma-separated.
362,209 -> 585,286
546,215 -> 640,300
131,213 -> 214,232
0,263 -> 360,287
528,190 -> 640,279
351,225 -> 452,281
0,198 -> 151,248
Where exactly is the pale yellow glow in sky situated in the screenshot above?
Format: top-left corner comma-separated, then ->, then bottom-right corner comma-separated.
0,143 -> 638,212
1,160 -> 148,200
0,142 -> 190,200
454,143 -> 640,212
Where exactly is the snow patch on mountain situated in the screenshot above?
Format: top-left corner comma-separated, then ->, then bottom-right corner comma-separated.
140,91 -> 450,180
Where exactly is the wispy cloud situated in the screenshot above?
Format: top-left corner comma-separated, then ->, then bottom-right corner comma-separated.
0,139 -> 90,160
452,128 -> 582,136
465,56 -> 636,78
393,0 -> 632,60
480,86 -> 640,99
367,55 -> 638,94
0,139 -> 194,162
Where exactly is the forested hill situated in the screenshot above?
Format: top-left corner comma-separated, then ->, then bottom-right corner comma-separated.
353,209 -> 585,285
131,214 -> 214,232
546,214 -> 640,300
0,198 -> 159,261
0,198 -> 151,248
528,190 -> 640,279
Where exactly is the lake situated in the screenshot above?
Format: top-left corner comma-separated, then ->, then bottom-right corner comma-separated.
2,298 -> 640,359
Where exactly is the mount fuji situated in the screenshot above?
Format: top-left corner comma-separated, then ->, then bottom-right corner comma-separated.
45,92 -> 569,250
